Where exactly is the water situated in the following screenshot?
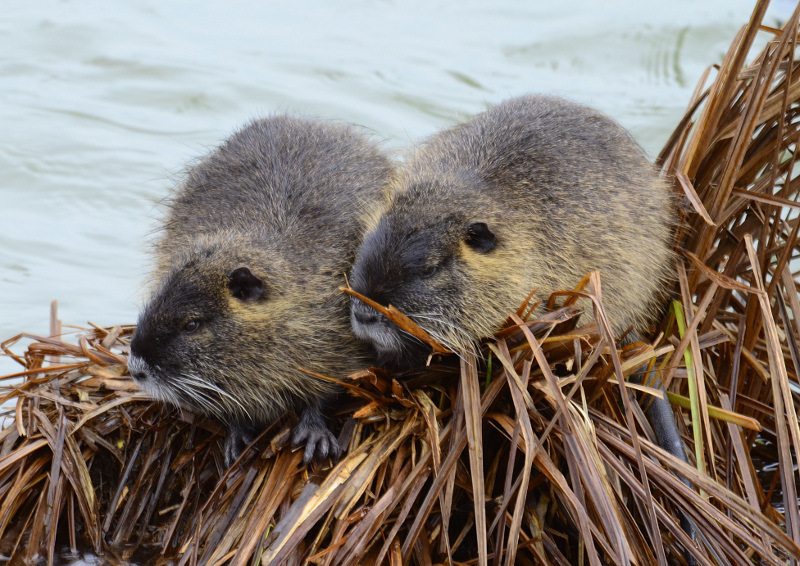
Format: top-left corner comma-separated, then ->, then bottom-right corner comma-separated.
0,0 -> 794,375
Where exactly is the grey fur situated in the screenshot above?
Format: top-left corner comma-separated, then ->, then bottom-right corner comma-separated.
129,115 -> 392,466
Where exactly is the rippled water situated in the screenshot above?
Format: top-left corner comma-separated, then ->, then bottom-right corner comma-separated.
0,0 -> 793,374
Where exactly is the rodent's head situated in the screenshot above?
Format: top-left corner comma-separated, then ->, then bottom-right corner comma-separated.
129,239 -> 338,425
349,177 -> 519,369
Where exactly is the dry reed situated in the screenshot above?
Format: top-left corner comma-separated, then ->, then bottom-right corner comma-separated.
2,1 -> 800,563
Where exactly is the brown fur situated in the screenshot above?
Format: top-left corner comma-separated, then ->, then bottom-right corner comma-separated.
128,116 -> 392,463
350,95 -> 674,367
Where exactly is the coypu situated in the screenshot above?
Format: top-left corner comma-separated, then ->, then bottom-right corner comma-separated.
351,95 -> 673,363
349,95 -> 691,508
127,115 -> 392,466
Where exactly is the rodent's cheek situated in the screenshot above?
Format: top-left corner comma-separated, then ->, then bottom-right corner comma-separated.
411,275 -> 449,299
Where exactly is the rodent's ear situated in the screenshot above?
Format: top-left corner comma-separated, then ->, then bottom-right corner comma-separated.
228,267 -> 266,302
465,222 -> 496,253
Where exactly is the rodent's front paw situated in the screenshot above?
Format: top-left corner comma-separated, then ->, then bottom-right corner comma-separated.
224,424 -> 258,468
292,408 -> 342,465
223,433 -> 245,468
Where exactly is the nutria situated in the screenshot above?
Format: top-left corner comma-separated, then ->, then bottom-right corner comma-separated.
349,95 -> 691,504
351,95 -> 673,361
127,115 -> 392,466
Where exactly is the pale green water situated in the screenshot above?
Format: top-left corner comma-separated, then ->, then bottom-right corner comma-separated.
0,0 -> 793,374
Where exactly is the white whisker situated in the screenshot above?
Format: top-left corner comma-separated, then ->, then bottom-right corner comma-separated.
177,380 -> 220,415
184,373 -> 253,421
405,311 -> 479,366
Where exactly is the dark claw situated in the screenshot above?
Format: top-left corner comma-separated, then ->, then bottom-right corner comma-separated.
292,406 -> 341,465
224,423 -> 258,468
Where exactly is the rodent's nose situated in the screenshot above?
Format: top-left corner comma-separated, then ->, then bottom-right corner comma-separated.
351,301 -> 380,326
127,354 -> 150,382
129,366 -> 146,380
354,310 -> 379,325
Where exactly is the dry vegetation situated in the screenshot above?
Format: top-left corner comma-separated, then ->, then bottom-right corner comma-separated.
2,1 -> 800,564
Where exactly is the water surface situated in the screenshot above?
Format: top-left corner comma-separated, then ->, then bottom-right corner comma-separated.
0,0 -> 792,374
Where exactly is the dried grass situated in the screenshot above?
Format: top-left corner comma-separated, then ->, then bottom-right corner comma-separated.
2,1 -> 800,563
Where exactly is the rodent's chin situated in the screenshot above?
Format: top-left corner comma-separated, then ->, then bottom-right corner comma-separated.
350,316 -> 429,370
350,300 -> 433,370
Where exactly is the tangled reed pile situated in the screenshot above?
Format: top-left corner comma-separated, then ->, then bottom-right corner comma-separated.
1,1 -> 800,564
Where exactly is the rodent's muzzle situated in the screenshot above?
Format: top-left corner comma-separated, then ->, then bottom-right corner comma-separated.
351,299 -> 381,326
349,258 -> 414,361
127,354 -> 151,383
350,298 -> 385,340
349,298 -> 398,353
349,297 -> 428,369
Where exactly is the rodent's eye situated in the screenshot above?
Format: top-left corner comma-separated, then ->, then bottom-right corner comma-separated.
420,265 -> 438,279
183,319 -> 201,334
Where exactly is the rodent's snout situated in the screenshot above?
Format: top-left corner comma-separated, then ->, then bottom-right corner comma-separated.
351,299 -> 380,326
349,297 -> 406,359
127,354 -> 150,382
350,298 -> 390,346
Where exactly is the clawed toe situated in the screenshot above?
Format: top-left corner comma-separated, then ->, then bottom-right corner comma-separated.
224,424 -> 258,468
296,425 -> 341,465
293,408 -> 341,465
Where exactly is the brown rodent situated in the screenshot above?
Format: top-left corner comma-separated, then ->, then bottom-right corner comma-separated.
350,95 -> 672,365
127,115 -> 392,466
349,95 -> 693,536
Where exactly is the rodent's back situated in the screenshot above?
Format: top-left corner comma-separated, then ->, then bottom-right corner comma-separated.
156,116 -> 391,274
405,96 -> 669,237
350,95 -> 673,365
